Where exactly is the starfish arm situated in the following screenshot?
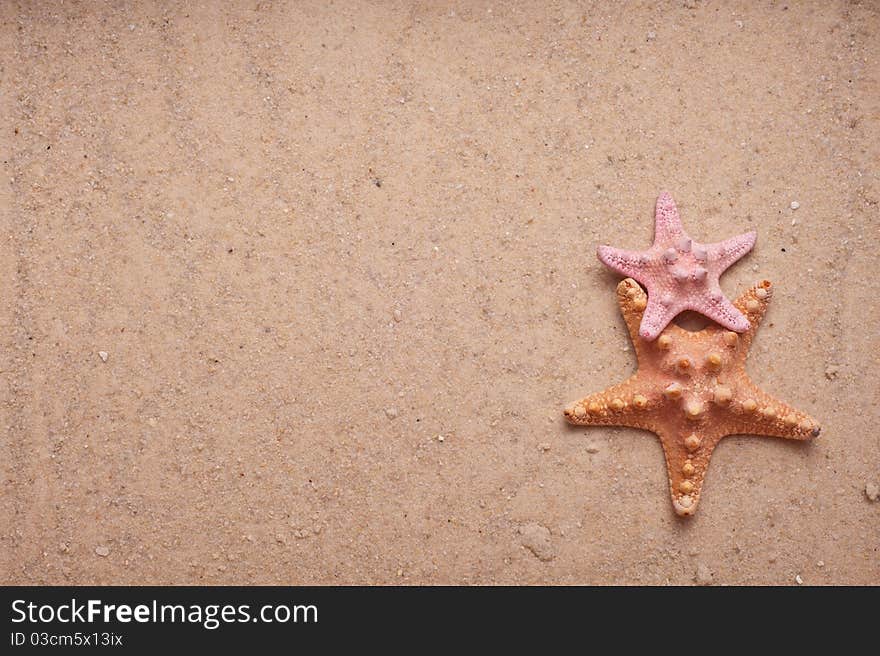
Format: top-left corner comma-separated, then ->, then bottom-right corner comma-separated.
615,278 -> 649,357
638,295 -> 676,341
720,381 -> 821,440
563,374 -> 659,432
730,279 -> 773,352
709,230 -> 757,272
652,191 -> 685,244
596,245 -> 647,279
692,288 -> 751,333
658,429 -> 723,517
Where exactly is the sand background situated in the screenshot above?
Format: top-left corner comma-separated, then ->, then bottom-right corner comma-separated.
2,1 -> 878,585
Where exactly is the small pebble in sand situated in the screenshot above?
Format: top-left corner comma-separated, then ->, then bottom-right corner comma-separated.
646,31 -> 656,41
795,574 -> 804,585
817,560 -> 825,568
519,523 -> 556,562
98,351 -> 109,362
695,563 -> 713,585
392,309 -> 402,322
824,365 -> 839,380
95,546 -> 110,557
538,442 -> 551,452
585,442 -> 600,454
437,434 -> 445,443
385,407 -> 398,419
790,201 -> 800,210
865,481 -> 879,502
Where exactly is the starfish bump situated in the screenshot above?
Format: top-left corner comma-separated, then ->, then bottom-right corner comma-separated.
597,192 -> 756,340
564,278 -> 820,517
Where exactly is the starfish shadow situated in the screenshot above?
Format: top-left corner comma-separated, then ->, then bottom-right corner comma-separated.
672,311 -> 711,332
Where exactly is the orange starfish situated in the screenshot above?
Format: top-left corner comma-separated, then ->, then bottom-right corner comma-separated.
564,278 -> 820,516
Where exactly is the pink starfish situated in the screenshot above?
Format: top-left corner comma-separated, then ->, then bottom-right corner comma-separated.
597,192 -> 756,341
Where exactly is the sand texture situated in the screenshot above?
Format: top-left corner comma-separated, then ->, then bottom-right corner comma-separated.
2,1 -> 878,585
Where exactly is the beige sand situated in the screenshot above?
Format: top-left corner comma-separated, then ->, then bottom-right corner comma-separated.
2,1 -> 878,585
